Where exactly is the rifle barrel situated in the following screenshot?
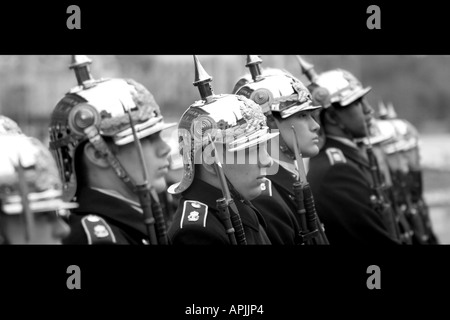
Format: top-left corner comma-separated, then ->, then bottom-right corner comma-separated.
122,102 -> 162,245
207,134 -> 246,245
291,126 -> 325,244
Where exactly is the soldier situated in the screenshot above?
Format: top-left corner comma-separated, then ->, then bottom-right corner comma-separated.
48,55 -> 176,245
0,134 -> 73,244
233,55 -> 328,245
297,56 -> 401,245
375,102 -> 439,244
167,56 -> 279,245
358,115 -> 414,244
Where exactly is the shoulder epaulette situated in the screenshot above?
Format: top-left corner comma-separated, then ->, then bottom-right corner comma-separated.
325,147 -> 347,166
260,178 -> 273,197
180,200 -> 208,229
81,215 -> 117,244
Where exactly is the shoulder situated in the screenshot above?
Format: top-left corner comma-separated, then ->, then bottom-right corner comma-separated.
324,147 -> 347,166
308,147 -> 347,184
80,215 -> 118,244
168,199 -> 228,245
64,214 -> 118,245
309,147 -> 347,173
179,200 -> 209,229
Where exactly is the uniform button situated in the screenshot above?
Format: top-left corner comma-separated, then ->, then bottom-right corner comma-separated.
87,215 -> 100,222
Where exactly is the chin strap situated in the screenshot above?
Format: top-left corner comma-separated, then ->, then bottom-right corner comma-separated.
265,113 -> 296,160
84,125 -> 137,192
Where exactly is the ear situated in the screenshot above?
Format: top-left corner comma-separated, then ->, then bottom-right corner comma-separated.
324,108 -> 339,125
201,161 -> 216,176
83,142 -> 109,168
199,142 -> 220,176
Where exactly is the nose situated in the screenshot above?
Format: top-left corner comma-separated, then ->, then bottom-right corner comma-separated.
310,116 -> 320,133
52,218 -> 71,243
361,99 -> 374,116
258,147 -> 273,169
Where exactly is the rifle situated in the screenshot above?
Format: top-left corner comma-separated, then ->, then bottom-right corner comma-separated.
409,169 -> 437,243
291,126 -> 329,245
207,134 -> 243,245
386,125 -> 424,244
122,103 -> 168,245
362,119 -> 403,242
393,170 -> 427,244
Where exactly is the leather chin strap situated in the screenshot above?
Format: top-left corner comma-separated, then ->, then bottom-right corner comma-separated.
265,113 -> 296,161
84,125 -> 138,193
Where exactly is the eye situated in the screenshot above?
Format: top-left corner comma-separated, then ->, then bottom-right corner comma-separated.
297,112 -> 309,119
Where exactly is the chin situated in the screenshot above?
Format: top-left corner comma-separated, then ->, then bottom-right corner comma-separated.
242,186 -> 261,201
152,177 -> 168,193
304,145 -> 320,158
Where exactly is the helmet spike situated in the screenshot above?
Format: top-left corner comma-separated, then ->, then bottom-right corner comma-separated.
69,55 -> 94,86
295,55 -> 318,83
245,55 -> 263,81
378,101 -> 389,119
193,55 -> 214,100
386,102 -> 398,119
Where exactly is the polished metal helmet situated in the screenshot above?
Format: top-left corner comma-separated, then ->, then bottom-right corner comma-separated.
49,55 -> 176,201
311,69 -> 371,108
378,101 -> 398,120
364,118 -> 396,145
235,56 -> 320,119
231,56 -> 292,95
0,115 -> 23,135
168,56 -> 279,195
295,55 -> 371,109
0,134 -> 77,215
381,119 -> 419,154
233,55 -> 321,158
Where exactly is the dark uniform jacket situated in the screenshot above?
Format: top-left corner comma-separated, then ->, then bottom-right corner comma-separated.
63,187 -> 150,245
167,179 -> 271,245
252,168 -> 302,245
307,137 -> 401,245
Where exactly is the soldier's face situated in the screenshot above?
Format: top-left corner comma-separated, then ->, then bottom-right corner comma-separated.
0,211 -> 70,244
274,110 -> 321,157
335,97 -> 374,138
220,143 -> 273,200
115,132 -> 171,193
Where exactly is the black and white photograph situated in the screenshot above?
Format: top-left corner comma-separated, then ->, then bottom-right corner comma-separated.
1,2 -> 450,316
0,54 -> 448,246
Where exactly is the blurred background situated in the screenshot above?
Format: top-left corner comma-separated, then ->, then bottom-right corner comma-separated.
0,55 -> 448,243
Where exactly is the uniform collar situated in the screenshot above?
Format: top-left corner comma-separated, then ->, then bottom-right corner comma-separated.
73,187 -> 148,237
324,136 -> 370,169
265,165 -> 298,199
274,158 -> 298,178
326,135 -> 359,150
90,187 -> 142,213
182,178 -> 266,232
